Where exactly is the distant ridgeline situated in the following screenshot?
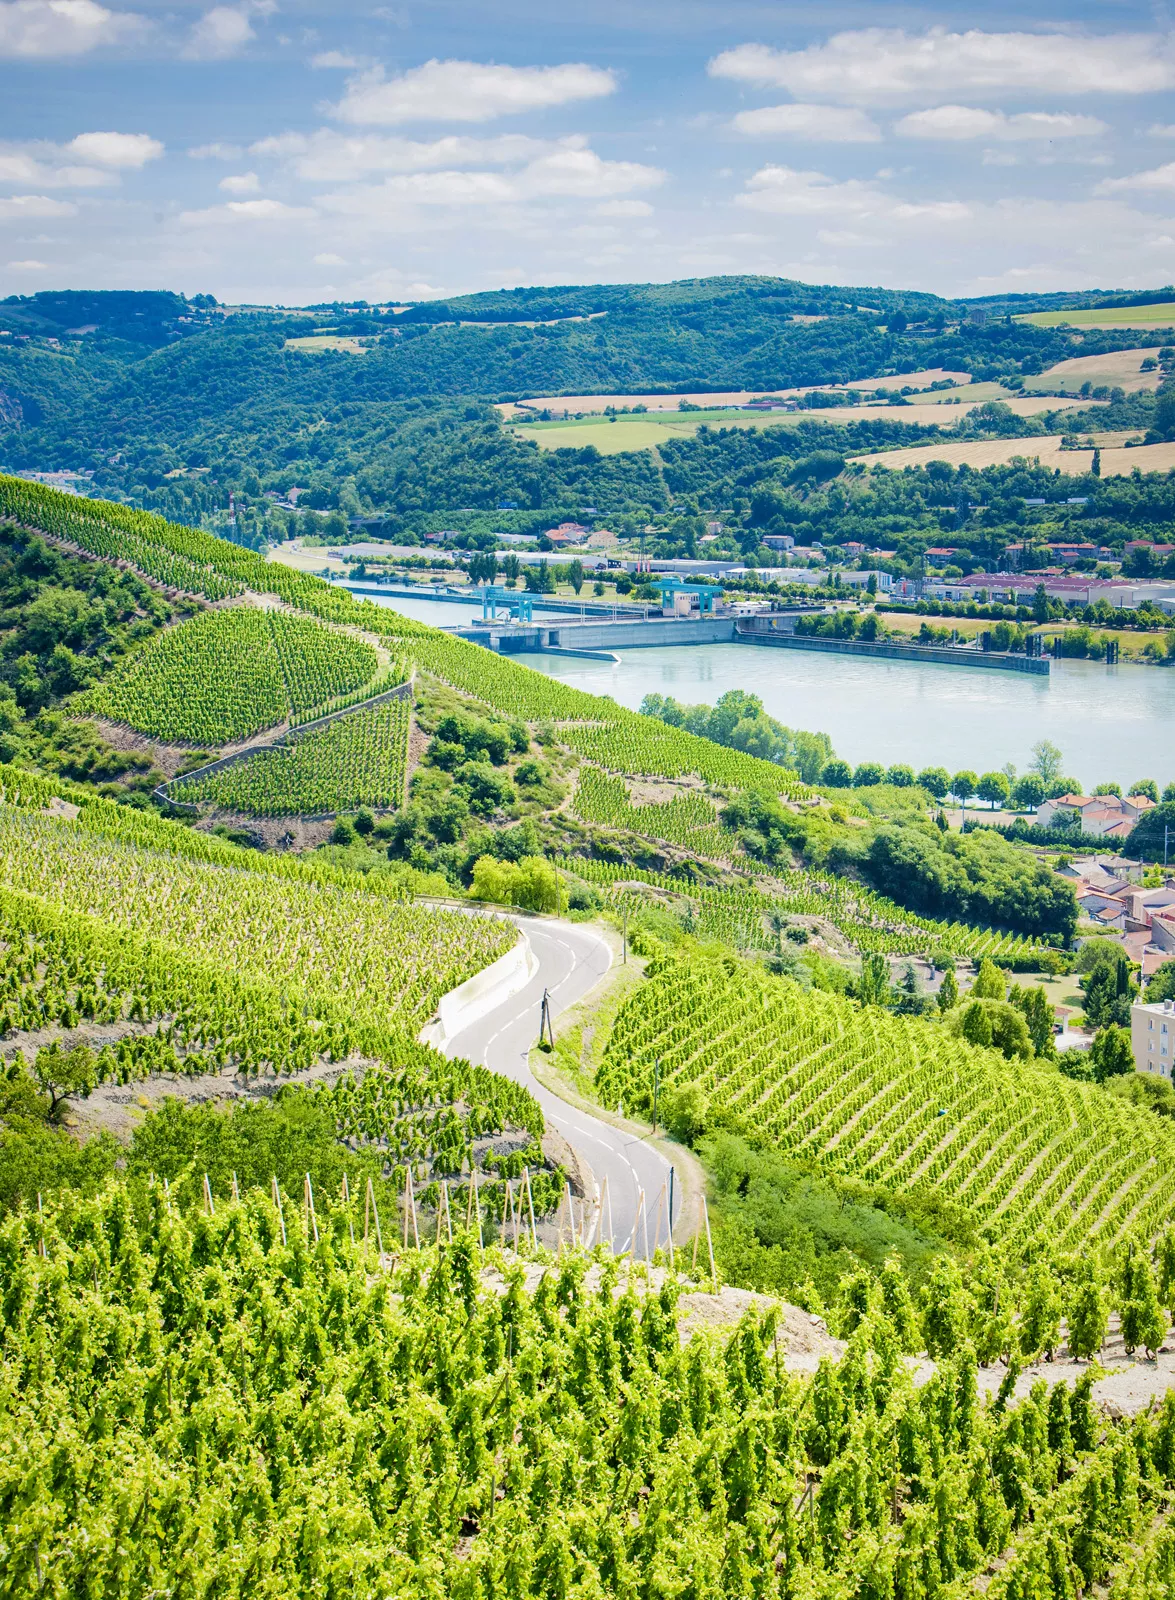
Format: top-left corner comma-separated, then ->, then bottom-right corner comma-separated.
1,277 -> 1168,523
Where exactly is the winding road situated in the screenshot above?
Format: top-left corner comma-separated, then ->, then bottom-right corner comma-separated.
437,916 -> 676,1256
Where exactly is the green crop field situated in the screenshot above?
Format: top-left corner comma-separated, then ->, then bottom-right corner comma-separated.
599,951 -> 1175,1254
80,605 -> 380,744
1017,302 -> 1175,328
171,695 -> 411,816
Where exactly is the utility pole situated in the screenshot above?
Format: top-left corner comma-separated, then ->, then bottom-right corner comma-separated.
540,987 -> 555,1049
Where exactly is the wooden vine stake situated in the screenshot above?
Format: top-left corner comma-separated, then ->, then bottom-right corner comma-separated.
271,1176 -> 287,1247
202,1173 -> 215,1217
702,1193 -> 716,1291
230,1171 -> 240,1205
36,1191 -> 45,1259
439,1179 -> 453,1245
403,1167 -> 420,1249
653,1182 -> 666,1262
469,1170 -> 484,1249
523,1167 -> 538,1250
304,1173 -> 319,1245
341,1172 -> 355,1246
365,1176 -> 384,1256
632,1187 -> 646,1261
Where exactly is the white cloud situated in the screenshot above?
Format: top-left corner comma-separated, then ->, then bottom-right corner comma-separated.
219,170 -> 260,193
708,29 -> 1175,104
896,107 -> 1107,141
313,251 -> 346,264
66,131 -> 163,167
1097,162 -> 1175,194
736,164 -> 970,223
188,142 -> 243,159
252,129 -> 555,182
0,194 -> 76,218
184,3 -> 272,60
331,58 -> 617,126
595,198 -> 653,217
1149,124 -> 1175,138
176,197 -> 315,225
0,150 -> 112,187
732,104 -> 881,142
0,0 -> 141,58
310,50 -> 358,69
7,257 -> 47,268
318,148 -> 663,222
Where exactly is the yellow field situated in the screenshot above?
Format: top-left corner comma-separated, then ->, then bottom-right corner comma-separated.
507,369 -> 973,417
514,393 -> 1102,455
1017,303 -> 1175,329
284,336 -> 369,354
1024,347 -> 1162,395
849,435 -> 1175,475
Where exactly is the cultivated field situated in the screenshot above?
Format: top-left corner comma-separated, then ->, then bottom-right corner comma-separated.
850,435 -> 1175,474
514,393 -> 1102,455
1017,303 -> 1175,329
284,335 -> 370,354
1024,347 -> 1164,395
508,368 -> 975,416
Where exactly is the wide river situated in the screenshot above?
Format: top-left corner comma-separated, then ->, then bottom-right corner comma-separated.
363,592 -> 1175,792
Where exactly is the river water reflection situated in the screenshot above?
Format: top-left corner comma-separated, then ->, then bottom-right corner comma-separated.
362,592 -> 1175,791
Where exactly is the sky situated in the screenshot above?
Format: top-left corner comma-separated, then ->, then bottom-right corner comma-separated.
3,0 -> 1175,304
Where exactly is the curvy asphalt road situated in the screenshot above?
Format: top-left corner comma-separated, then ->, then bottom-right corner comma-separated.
439,916 -> 676,1256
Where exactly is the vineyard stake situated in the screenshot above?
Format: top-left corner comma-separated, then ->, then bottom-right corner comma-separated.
363,1176 -> 372,1244
654,1183 -> 666,1261
702,1194 -> 716,1290
524,1167 -> 538,1249
370,1183 -> 384,1257
230,1171 -> 240,1204
271,1176 -> 287,1247
633,1187 -> 645,1261
692,1209 -> 700,1278
202,1173 -> 215,1217
470,1170 -> 483,1248
304,1174 -> 319,1244
595,1175 -> 609,1250
405,1167 -> 419,1249
341,1172 -> 354,1247
36,1191 -> 45,1258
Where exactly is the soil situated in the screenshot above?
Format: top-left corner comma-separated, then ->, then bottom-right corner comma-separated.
626,774 -> 714,806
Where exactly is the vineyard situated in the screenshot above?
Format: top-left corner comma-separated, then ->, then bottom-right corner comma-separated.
79,604 -> 380,745
565,854 -> 1049,966
0,800 -> 512,1031
170,696 -> 411,817
6,1183 -> 1175,1598
597,952 -> 1175,1255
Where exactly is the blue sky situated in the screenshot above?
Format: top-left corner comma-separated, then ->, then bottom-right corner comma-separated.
3,0 -> 1175,303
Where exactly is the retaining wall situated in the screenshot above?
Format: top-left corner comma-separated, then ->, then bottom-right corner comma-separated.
737,630 -> 1050,675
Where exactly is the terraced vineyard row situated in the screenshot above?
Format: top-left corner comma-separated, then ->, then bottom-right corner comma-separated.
0,802 -> 513,1030
572,766 -> 737,859
171,696 -> 411,817
565,852 -> 1049,965
597,952 -> 1175,1253
80,604 -> 380,745
10,1177 -> 1175,1599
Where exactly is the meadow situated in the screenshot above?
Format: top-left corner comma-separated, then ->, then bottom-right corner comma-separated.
1018,303 -> 1175,328
850,435 -> 1175,475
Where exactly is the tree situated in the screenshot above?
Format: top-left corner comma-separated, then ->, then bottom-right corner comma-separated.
1082,956 -> 1136,1031
1009,984 -> 1055,1056
960,1000 -> 993,1048
886,764 -> 915,787
977,771 -> 1011,809
1012,773 -> 1045,811
972,958 -> 1006,999
1030,740 -> 1064,786
951,770 -> 977,807
567,558 -> 585,595
857,952 -> 891,1008
853,762 -> 885,787
820,758 -> 853,787
1146,959 -> 1175,1004
32,1043 -> 96,1115
1126,801 -> 1175,860
1090,1025 -> 1134,1082
1032,584 -> 1050,624
937,967 -> 960,1013
1129,779 -> 1160,803
917,767 -> 950,799
1066,1259 -> 1108,1360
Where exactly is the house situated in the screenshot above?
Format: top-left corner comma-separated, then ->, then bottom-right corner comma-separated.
542,521 -> 591,547
1132,995 -> 1175,1077
1035,793 -> 1155,836
842,541 -> 867,556
762,534 -> 795,551
835,569 -> 893,591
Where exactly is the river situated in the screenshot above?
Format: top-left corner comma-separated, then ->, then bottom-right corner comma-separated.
360,592 -> 1175,791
